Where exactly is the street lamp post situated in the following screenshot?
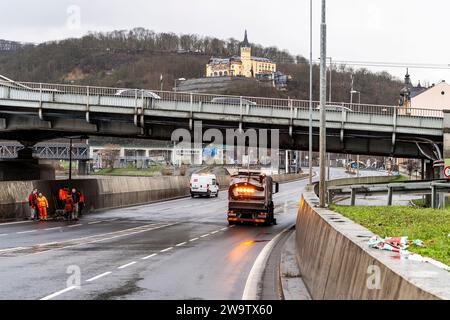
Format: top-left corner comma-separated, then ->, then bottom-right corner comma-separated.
319,0 -> 327,207
69,138 -> 73,182
66,135 -> 89,185
328,57 -> 332,103
308,0 -> 313,185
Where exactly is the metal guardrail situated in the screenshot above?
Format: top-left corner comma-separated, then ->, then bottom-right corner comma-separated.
328,180 -> 450,208
0,80 -> 444,119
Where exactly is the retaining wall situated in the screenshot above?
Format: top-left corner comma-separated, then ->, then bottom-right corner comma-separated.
0,173 -> 307,221
296,190 -> 450,300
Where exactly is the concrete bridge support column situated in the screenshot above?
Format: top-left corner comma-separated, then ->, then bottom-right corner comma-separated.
78,160 -> 89,176
424,160 -> 433,207
439,110 -> 450,208
0,146 -> 55,181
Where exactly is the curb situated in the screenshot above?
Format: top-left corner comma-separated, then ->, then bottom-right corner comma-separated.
279,229 -> 311,300
242,226 -> 292,300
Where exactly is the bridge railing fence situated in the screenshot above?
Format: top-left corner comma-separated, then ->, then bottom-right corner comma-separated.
0,80 -> 444,119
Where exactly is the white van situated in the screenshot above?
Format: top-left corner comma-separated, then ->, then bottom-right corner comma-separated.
190,174 -> 219,198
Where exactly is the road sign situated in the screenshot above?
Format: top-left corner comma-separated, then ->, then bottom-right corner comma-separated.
444,166 -> 450,178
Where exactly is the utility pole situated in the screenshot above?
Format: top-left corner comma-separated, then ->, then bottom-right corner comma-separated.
308,0 -> 313,185
319,0 -> 327,207
328,57 -> 332,103
326,57 -> 331,182
350,74 -> 354,105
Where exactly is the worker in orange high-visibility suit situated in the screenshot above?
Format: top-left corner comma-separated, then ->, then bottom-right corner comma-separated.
36,193 -> 49,221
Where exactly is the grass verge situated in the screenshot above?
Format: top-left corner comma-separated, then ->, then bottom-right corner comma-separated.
330,205 -> 450,266
94,166 -> 162,176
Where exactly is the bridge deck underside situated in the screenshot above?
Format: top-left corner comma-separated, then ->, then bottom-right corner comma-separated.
0,86 -> 444,159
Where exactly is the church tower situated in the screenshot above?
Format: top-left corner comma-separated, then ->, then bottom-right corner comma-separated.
240,30 -> 252,77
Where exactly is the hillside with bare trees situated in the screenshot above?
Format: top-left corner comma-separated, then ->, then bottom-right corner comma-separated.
0,28 -> 402,105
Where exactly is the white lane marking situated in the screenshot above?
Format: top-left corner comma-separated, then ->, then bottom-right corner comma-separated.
175,242 -> 187,247
189,237 -> 199,242
229,225 -> 236,228
0,234 -> 9,237
44,227 -> 62,231
210,230 -> 219,234
17,230 -> 37,234
118,261 -> 137,269
67,224 -> 82,228
31,223 -> 177,256
220,227 -> 228,231
41,242 -> 57,246
40,286 -> 78,300
0,246 -> 27,253
142,253 -> 157,260
0,220 -> 33,226
242,226 -> 292,300
86,271 -> 112,282
88,221 -> 103,225
160,247 -> 173,253
200,234 -> 210,238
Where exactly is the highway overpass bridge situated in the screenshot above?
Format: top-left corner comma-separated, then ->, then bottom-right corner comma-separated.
0,80 -> 445,167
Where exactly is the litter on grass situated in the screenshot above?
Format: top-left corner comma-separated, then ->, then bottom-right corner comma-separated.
368,236 -> 424,253
368,236 -> 450,272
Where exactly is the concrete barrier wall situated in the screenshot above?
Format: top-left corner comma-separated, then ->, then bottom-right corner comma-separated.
296,190 -> 450,300
0,172 -> 307,221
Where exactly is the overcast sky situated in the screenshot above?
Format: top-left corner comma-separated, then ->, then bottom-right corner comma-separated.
1,0 -> 449,85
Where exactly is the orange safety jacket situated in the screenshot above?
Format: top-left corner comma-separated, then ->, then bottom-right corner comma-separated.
59,189 -> 68,201
65,197 -> 75,212
37,196 -> 48,208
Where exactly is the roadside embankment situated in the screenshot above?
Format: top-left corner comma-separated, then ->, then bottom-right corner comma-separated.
0,172 -> 307,221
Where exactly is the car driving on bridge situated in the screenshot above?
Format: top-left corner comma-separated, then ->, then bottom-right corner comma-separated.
210,97 -> 257,106
317,104 -> 353,112
115,89 -> 161,99
227,171 -> 278,225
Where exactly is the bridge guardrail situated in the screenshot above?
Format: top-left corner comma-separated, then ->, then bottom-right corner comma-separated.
0,80 -> 444,119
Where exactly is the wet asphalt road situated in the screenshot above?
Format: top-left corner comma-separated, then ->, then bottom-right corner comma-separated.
0,168 -> 376,300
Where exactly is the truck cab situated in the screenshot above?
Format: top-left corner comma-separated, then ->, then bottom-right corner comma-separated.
227,171 -> 279,225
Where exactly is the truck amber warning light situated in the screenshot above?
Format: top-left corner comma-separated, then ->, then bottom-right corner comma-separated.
235,187 -> 256,194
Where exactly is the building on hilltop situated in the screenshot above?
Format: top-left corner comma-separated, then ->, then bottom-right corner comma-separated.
399,69 -> 450,110
205,31 -> 277,79
399,69 -> 427,108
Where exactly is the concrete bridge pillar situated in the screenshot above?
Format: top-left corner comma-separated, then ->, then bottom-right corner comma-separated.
443,111 -> 450,171
0,146 -> 55,181
78,160 -> 89,176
